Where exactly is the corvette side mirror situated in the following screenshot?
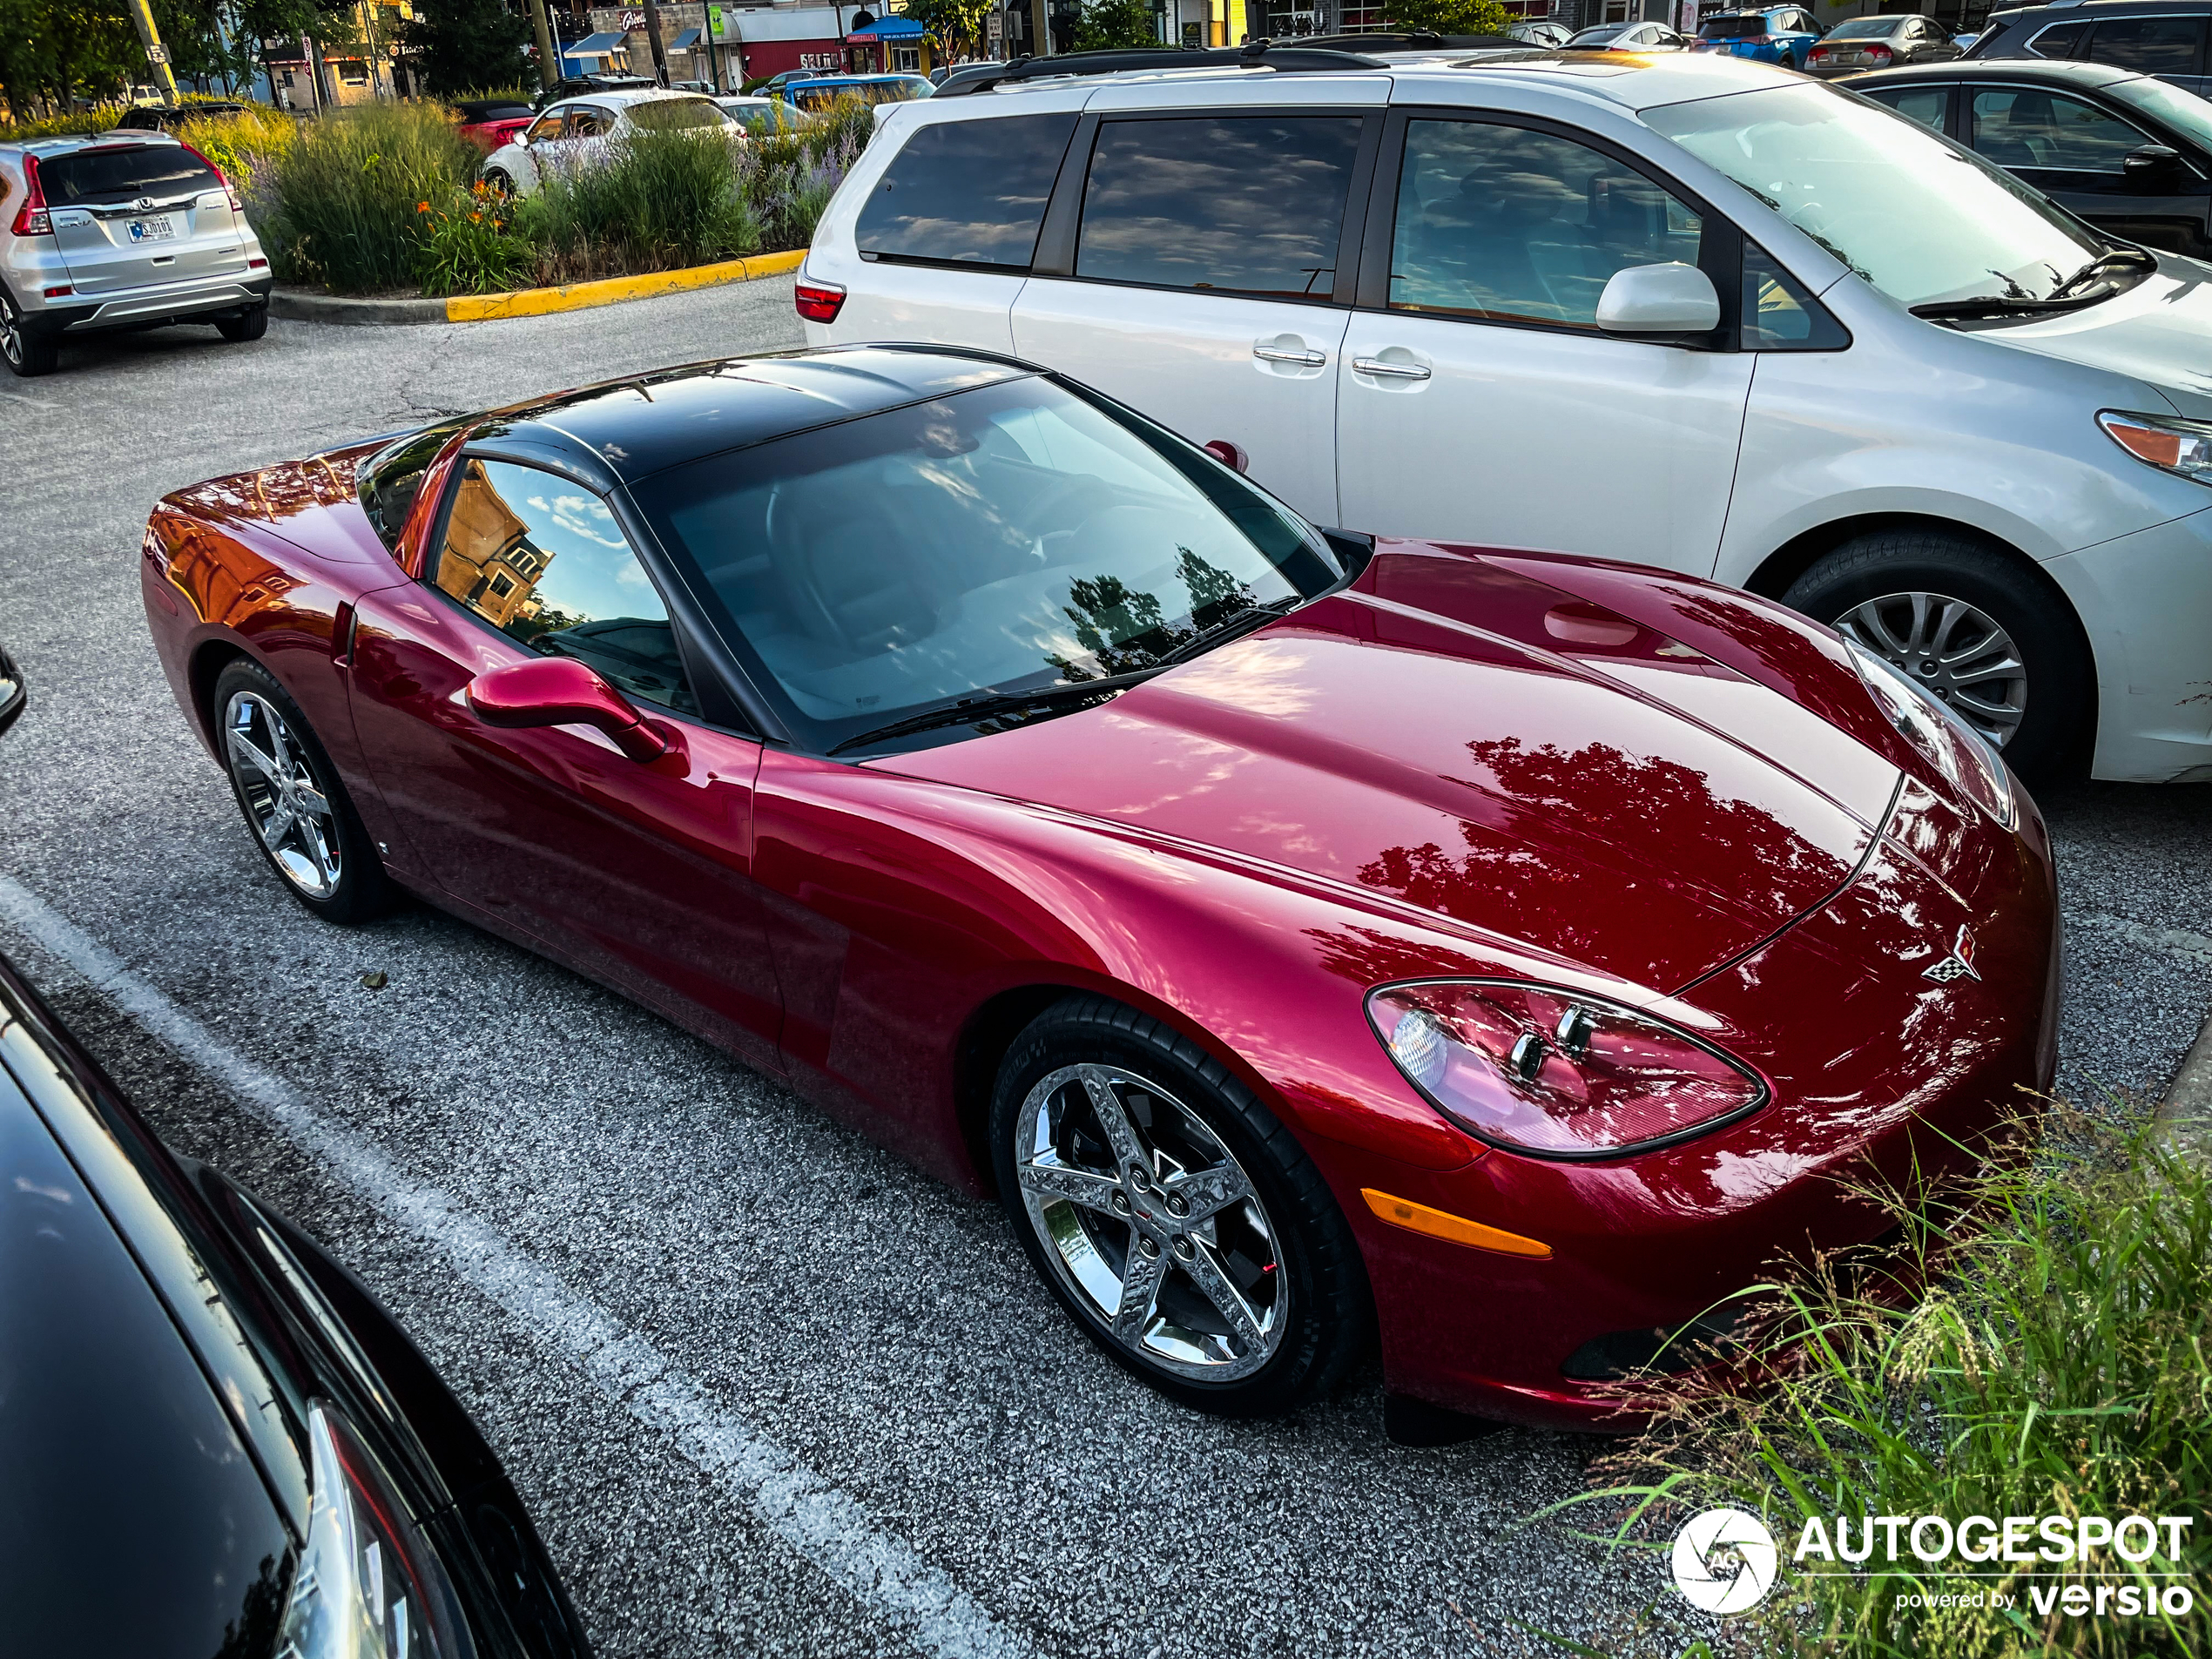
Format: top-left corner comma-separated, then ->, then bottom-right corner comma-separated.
1596,262 -> 1721,337
465,658 -> 667,762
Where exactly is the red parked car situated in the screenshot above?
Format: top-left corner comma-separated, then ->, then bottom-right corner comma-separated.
452,99 -> 534,155
138,347 -> 2058,1433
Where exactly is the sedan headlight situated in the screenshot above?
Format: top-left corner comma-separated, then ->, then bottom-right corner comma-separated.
1844,638 -> 2015,828
1366,981 -> 1768,1159
2098,409 -> 2212,487
279,1402 -> 473,1659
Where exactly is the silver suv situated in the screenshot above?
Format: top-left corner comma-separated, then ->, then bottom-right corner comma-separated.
2,131 -> 271,377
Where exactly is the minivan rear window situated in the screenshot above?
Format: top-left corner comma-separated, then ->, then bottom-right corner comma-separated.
39,145 -> 220,205
1076,117 -> 1363,300
856,113 -> 1079,268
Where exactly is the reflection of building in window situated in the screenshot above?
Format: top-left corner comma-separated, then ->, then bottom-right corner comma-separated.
437,460 -> 556,630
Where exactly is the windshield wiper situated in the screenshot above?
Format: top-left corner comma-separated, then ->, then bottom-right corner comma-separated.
1912,248 -> 2157,320
2049,246 -> 2156,300
827,669 -> 1161,756
1150,594 -> 1305,669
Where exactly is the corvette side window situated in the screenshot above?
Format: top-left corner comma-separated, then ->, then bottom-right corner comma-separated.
431,458 -> 697,715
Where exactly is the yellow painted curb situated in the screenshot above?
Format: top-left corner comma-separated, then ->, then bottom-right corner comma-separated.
444,247 -> 808,323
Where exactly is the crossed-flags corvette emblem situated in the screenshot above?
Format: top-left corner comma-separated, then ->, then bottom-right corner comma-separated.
1921,925 -> 1982,983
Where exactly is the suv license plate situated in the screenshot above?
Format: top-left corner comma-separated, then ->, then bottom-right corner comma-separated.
127,216 -> 176,243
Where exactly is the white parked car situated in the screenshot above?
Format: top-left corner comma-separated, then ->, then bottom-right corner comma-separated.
480,88 -> 734,196
799,50 -> 2212,783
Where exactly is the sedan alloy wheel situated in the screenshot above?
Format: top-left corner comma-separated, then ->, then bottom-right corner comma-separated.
1014,1062 -> 1287,1382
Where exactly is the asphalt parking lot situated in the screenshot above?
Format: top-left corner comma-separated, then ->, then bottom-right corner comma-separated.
3,284 -> 2209,1659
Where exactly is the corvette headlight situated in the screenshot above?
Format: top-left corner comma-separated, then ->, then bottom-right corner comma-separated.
278,1402 -> 473,1659
1366,981 -> 1768,1159
2098,409 -> 2212,486
1844,638 -> 2015,829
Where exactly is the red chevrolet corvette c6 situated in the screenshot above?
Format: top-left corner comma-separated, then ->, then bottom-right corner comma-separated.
139,347 -> 2059,1433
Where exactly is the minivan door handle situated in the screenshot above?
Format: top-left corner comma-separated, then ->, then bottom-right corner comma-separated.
1352,356 -> 1433,381
1253,344 -> 1328,368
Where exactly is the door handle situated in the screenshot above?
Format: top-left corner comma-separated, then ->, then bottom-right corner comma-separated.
1352,357 -> 1432,381
1253,344 -> 1327,367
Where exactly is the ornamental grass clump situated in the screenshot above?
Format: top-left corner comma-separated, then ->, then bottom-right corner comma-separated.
518,124 -> 759,286
413,181 -> 538,297
1543,1107 -> 2212,1658
258,100 -> 476,293
739,98 -> 870,251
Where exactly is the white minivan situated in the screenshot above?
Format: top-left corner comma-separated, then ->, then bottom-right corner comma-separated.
799,48 -> 2212,783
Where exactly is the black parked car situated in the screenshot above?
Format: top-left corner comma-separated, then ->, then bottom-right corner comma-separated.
1849,57 -> 2212,256
1967,0 -> 2212,95
114,99 -> 249,131
530,73 -> 653,111
0,658 -> 588,1658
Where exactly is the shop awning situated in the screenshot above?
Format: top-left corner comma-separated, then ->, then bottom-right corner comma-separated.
669,28 -> 703,48
566,30 -> 628,56
848,16 -> 926,36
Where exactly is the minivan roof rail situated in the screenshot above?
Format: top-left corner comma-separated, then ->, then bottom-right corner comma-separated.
932,39 -> 1389,98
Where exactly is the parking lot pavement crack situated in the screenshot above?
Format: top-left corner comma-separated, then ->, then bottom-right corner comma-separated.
0,874 -> 1036,1659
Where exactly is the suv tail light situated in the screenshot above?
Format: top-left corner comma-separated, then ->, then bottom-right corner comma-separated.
794,279 -> 846,323
179,141 -> 244,212
11,154 -> 51,236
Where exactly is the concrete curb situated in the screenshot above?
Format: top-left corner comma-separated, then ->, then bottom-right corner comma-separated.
269,248 -> 806,328
2158,1001 -> 2212,1155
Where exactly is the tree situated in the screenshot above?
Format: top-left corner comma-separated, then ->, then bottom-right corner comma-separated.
400,0 -> 530,96
1379,0 -> 1516,36
1073,0 -> 1156,51
901,0 -> 992,60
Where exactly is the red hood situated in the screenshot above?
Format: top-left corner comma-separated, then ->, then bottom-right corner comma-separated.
880,549 -> 1902,994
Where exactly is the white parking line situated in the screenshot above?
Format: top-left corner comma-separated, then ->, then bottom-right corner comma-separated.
0,876 -> 1035,1659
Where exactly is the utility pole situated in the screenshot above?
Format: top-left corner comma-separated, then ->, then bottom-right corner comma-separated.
642,0 -> 672,85
1029,0 -> 1050,57
527,0 -> 560,90
124,0 -> 181,105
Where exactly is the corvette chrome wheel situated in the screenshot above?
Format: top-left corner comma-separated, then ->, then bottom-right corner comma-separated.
224,690 -> 342,900
1013,1063 -> 1288,1381
1833,590 -> 2027,749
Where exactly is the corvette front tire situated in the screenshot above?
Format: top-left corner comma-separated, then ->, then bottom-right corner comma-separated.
991,995 -> 1372,1417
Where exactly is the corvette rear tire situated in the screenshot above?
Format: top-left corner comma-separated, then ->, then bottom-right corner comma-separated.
1782,529 -> 2093,783
212,659 -> 394,925
991,995 -> 1371,1417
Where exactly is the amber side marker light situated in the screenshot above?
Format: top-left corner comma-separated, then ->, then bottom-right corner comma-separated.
1360,1189 -> 1552,1259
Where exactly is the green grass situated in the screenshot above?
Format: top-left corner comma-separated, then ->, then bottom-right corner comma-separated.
514,125 -> 760,287
257,100 -> 477,294
1541,1107 -> 2212,1658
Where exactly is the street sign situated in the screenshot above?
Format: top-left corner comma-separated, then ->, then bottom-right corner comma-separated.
144,42 -> 169,64
988,11 -> 1002,37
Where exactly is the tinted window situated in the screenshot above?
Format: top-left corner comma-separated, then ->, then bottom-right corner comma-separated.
2085,15 -> 2207,75
357,420 -> 467,555
633,376 -> 1340,750
1971,87 -> 2149,172
1864,84 -> 1950,132
40,145 -> 219,204
1828,17 -> 1902,37
2026,18 -> 2088,57
1742,243 -> 1849,348
1076,117 -> 1362,299
1388,120 -> 1704,330
857,113 -> 1078,268
1699,17 -> 1766,39
433,459 -> 694,713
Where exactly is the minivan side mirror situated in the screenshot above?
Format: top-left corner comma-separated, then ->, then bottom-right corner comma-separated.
1595,262 -> 1722,336
465,658 -> 667,762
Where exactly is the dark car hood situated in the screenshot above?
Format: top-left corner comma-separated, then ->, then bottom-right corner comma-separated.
0,1082 -> 292,1659
883,563 -> 1897,993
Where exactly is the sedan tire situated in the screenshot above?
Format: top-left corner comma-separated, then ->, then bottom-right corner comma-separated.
992,995 -> 1371,1416
1784,528 -> 2093,781
212,658 -> 394,924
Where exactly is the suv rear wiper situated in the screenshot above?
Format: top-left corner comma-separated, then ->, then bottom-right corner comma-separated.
828,669 -> 1162,755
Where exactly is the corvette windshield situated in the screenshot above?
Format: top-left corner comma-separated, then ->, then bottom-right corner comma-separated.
1647,84 -> 2109,308
637,375 -> 1345,751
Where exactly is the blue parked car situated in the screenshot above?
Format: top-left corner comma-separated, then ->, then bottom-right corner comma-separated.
776,73 -> 933,113
1690,5 -> 1825,68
